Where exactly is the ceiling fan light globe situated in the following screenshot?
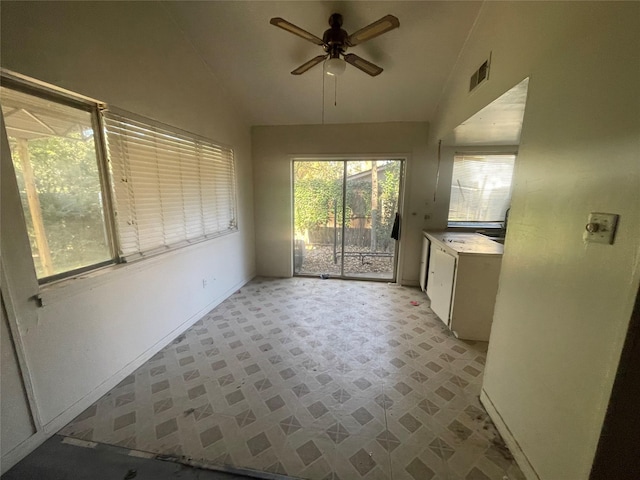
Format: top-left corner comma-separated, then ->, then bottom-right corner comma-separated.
325,57 -> 346,76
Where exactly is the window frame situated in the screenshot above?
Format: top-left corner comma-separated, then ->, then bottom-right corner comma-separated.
1,73 -> 120,284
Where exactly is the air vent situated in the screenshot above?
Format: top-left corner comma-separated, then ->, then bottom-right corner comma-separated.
469,56 -> 491,92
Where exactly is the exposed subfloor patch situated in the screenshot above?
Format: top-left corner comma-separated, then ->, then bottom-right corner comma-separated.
2,434 -> 285,480
57,277 -> 524,480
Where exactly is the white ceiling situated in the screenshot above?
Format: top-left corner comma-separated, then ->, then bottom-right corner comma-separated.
164,1 -> 482,126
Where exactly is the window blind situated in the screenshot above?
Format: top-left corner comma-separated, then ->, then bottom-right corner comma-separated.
103,111 -> 237,260
448,154 -> 515,222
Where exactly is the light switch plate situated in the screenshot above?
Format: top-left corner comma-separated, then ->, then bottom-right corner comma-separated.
583,212 -> 619,244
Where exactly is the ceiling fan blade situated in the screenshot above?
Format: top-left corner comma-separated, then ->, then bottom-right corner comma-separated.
270,17 -> 326,46
347,14 -> 400,46
291,55 -> 328,75
343,54 -> 383,76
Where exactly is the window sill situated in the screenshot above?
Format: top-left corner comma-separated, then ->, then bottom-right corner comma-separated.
447,221 -> 503,229
38,262 -> 127,307
446,223 -> 506,243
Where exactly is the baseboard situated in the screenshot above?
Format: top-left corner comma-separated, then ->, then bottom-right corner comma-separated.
0,274 -> 253,475
480,389 -> 540,480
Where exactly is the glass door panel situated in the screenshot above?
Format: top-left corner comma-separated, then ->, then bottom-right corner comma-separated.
343,160 -> 401,280
293,159 -> 402,281
293,161 -> 344,276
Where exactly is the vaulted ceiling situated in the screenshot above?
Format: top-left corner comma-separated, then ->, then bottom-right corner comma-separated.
164,1 -> 483,126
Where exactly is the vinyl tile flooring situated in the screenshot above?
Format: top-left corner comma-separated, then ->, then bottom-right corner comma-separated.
60,277 -> 525,480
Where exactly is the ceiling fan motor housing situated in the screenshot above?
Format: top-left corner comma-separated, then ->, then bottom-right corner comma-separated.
323,13 -> 348,58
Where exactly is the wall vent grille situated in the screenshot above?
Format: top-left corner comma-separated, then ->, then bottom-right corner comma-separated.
469,57 -> 491,92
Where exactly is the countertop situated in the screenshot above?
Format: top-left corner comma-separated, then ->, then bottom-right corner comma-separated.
423,231 -> 504,255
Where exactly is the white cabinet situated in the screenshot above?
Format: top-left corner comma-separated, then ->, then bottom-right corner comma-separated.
423,232 -> 503,341
426,246 -> 456,322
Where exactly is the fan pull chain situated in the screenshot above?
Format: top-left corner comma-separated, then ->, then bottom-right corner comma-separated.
321,67 -> 325,124
334,75 -> 338,106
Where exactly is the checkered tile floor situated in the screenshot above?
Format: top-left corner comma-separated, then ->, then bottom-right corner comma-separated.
60,277 -> 524,480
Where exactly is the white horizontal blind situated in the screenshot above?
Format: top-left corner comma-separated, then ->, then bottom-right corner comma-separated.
103,111 -> 237,259
448,154 -> 515,222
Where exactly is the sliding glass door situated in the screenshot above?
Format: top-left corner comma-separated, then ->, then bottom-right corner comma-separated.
293,159 -> 403,281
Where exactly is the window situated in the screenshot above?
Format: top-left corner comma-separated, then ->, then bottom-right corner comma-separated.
1,85 -> 114,281
103,111 -> 237,260
448,154 -> 515,225
2,73 -> 239,282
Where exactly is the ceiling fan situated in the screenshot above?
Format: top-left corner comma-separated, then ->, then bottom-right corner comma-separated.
270,13 -> 399,77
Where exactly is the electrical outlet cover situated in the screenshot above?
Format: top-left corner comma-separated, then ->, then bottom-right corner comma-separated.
583,212 -> 619,245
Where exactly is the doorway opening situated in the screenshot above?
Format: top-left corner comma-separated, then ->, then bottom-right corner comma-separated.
293,158 -> 404,281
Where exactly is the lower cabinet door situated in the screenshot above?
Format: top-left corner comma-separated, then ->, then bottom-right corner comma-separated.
426,246 -> 456,324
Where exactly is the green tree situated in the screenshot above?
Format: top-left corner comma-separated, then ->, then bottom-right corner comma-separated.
293,160 -> 401,251
293,161 -> 344,237
376,161 -> 401,251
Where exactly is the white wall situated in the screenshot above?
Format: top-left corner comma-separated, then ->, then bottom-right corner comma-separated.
1,287 -> 36,457
430,2 -> 640,479
0,1 -> 255,470
252,122 -> 439,284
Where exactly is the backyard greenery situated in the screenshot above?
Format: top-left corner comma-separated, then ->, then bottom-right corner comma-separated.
293,160 -> 401,252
